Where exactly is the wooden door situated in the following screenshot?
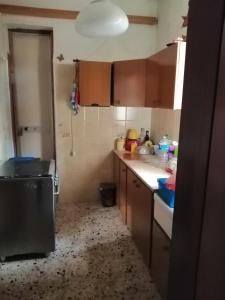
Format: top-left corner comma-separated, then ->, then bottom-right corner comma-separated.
119,161 -> 127,223
113,155 -> 120,207
8,30 -> 55,160
79,61 -> 111,106
168,1 -> 225,300
195,8 -> 225,300
113,59 -> 147,107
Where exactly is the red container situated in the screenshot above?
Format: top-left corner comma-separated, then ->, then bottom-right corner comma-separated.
125,139 -> 140,151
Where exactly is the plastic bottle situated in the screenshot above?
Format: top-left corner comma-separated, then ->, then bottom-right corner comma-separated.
144,130 -> 150,142
139,128 -> 145,144
173,141 -> 179,158
158,135 -> 169,162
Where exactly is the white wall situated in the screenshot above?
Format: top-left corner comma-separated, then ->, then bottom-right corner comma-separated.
3,15 -> 157,63
151,0 -> 189,144
157,0 -> 188,51
0,14 -> 14,163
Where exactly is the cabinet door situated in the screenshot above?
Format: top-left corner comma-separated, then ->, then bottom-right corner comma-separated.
158,44 -> 177,109
146,57 -> 160,107
79,61 -> 111,106
119,161 -> 127,223
113,155 -> 120,207
127,169 -> 137,231
146,42 -> 186,109
113,59 -> 147,107
133,177 -> 153,266
151,220 -> 171,300
127,169 -> 153,266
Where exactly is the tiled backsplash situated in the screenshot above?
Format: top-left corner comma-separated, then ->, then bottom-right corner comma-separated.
151,108 -> 181,143
54,64 -> 152,203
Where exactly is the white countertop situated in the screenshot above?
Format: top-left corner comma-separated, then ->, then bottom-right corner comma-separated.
114,150 -> 170,191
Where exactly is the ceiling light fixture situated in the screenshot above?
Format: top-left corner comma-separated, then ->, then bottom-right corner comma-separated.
75,0 -> 129,38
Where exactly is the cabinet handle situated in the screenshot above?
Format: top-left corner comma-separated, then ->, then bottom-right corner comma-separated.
91,103 -> 99,106
133,180 -> 137,184
136,184 -> 141,188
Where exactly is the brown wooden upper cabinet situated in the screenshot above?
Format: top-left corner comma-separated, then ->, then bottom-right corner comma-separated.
113,59 -> 147,107
146,42 -> 186,109
79,61 -> 111,106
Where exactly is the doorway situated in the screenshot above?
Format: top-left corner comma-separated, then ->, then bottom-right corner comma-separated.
8,29 -> 55,160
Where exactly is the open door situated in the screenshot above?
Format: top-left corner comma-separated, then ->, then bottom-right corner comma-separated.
8,29 -> 55,160
168,0 -> 225,300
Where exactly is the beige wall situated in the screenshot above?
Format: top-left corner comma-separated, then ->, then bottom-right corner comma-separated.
55,64 -> 151,203
1,2 -> 156,201
150,0 -> 189,144
157,0 -> 189,51
0,0 -> 157,16
0,1 -> 188,201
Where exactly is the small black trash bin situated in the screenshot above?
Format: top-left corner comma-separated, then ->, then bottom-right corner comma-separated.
99,182 -> 116,207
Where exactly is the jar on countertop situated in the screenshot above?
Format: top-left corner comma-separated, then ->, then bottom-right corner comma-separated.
116,137 -> 125,151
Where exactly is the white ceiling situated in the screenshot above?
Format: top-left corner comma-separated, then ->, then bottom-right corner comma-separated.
1,0 -> 158,16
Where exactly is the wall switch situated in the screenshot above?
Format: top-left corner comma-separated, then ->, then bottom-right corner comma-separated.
62,132 -> 70,138
70,151 -> 76,157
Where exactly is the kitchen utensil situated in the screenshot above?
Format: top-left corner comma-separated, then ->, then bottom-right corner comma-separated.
136,145 -> 151,155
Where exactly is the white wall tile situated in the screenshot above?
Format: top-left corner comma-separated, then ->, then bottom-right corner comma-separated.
99,107 -> 113,122
126,107 -> 141,121
151,108 -> 181,143
113,120 -> 126,137
85,107 -> 100,122
113,107 -> 126,121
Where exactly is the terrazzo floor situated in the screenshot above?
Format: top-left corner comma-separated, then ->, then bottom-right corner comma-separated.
0,200 -> 161,300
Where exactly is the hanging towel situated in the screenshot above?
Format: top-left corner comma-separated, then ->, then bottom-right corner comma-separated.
69,62 -> 80,115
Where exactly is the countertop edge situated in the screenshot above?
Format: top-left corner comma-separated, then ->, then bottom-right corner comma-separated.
113,150 -> 169,192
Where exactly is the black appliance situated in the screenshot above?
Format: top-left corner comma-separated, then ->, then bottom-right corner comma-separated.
0,158 -> 58,261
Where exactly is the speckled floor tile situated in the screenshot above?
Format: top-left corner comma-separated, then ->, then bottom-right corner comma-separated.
0,200 -> 161,300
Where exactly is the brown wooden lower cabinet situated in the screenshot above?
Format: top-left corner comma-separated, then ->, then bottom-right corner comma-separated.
151,220 -> 171,300
119,161 -> 127,223
127,169 -> 153,266
114,154 -> 171,298
113,155 -> 120,207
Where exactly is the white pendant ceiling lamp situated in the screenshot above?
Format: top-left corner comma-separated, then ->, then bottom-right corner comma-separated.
75,0 -> 129,38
